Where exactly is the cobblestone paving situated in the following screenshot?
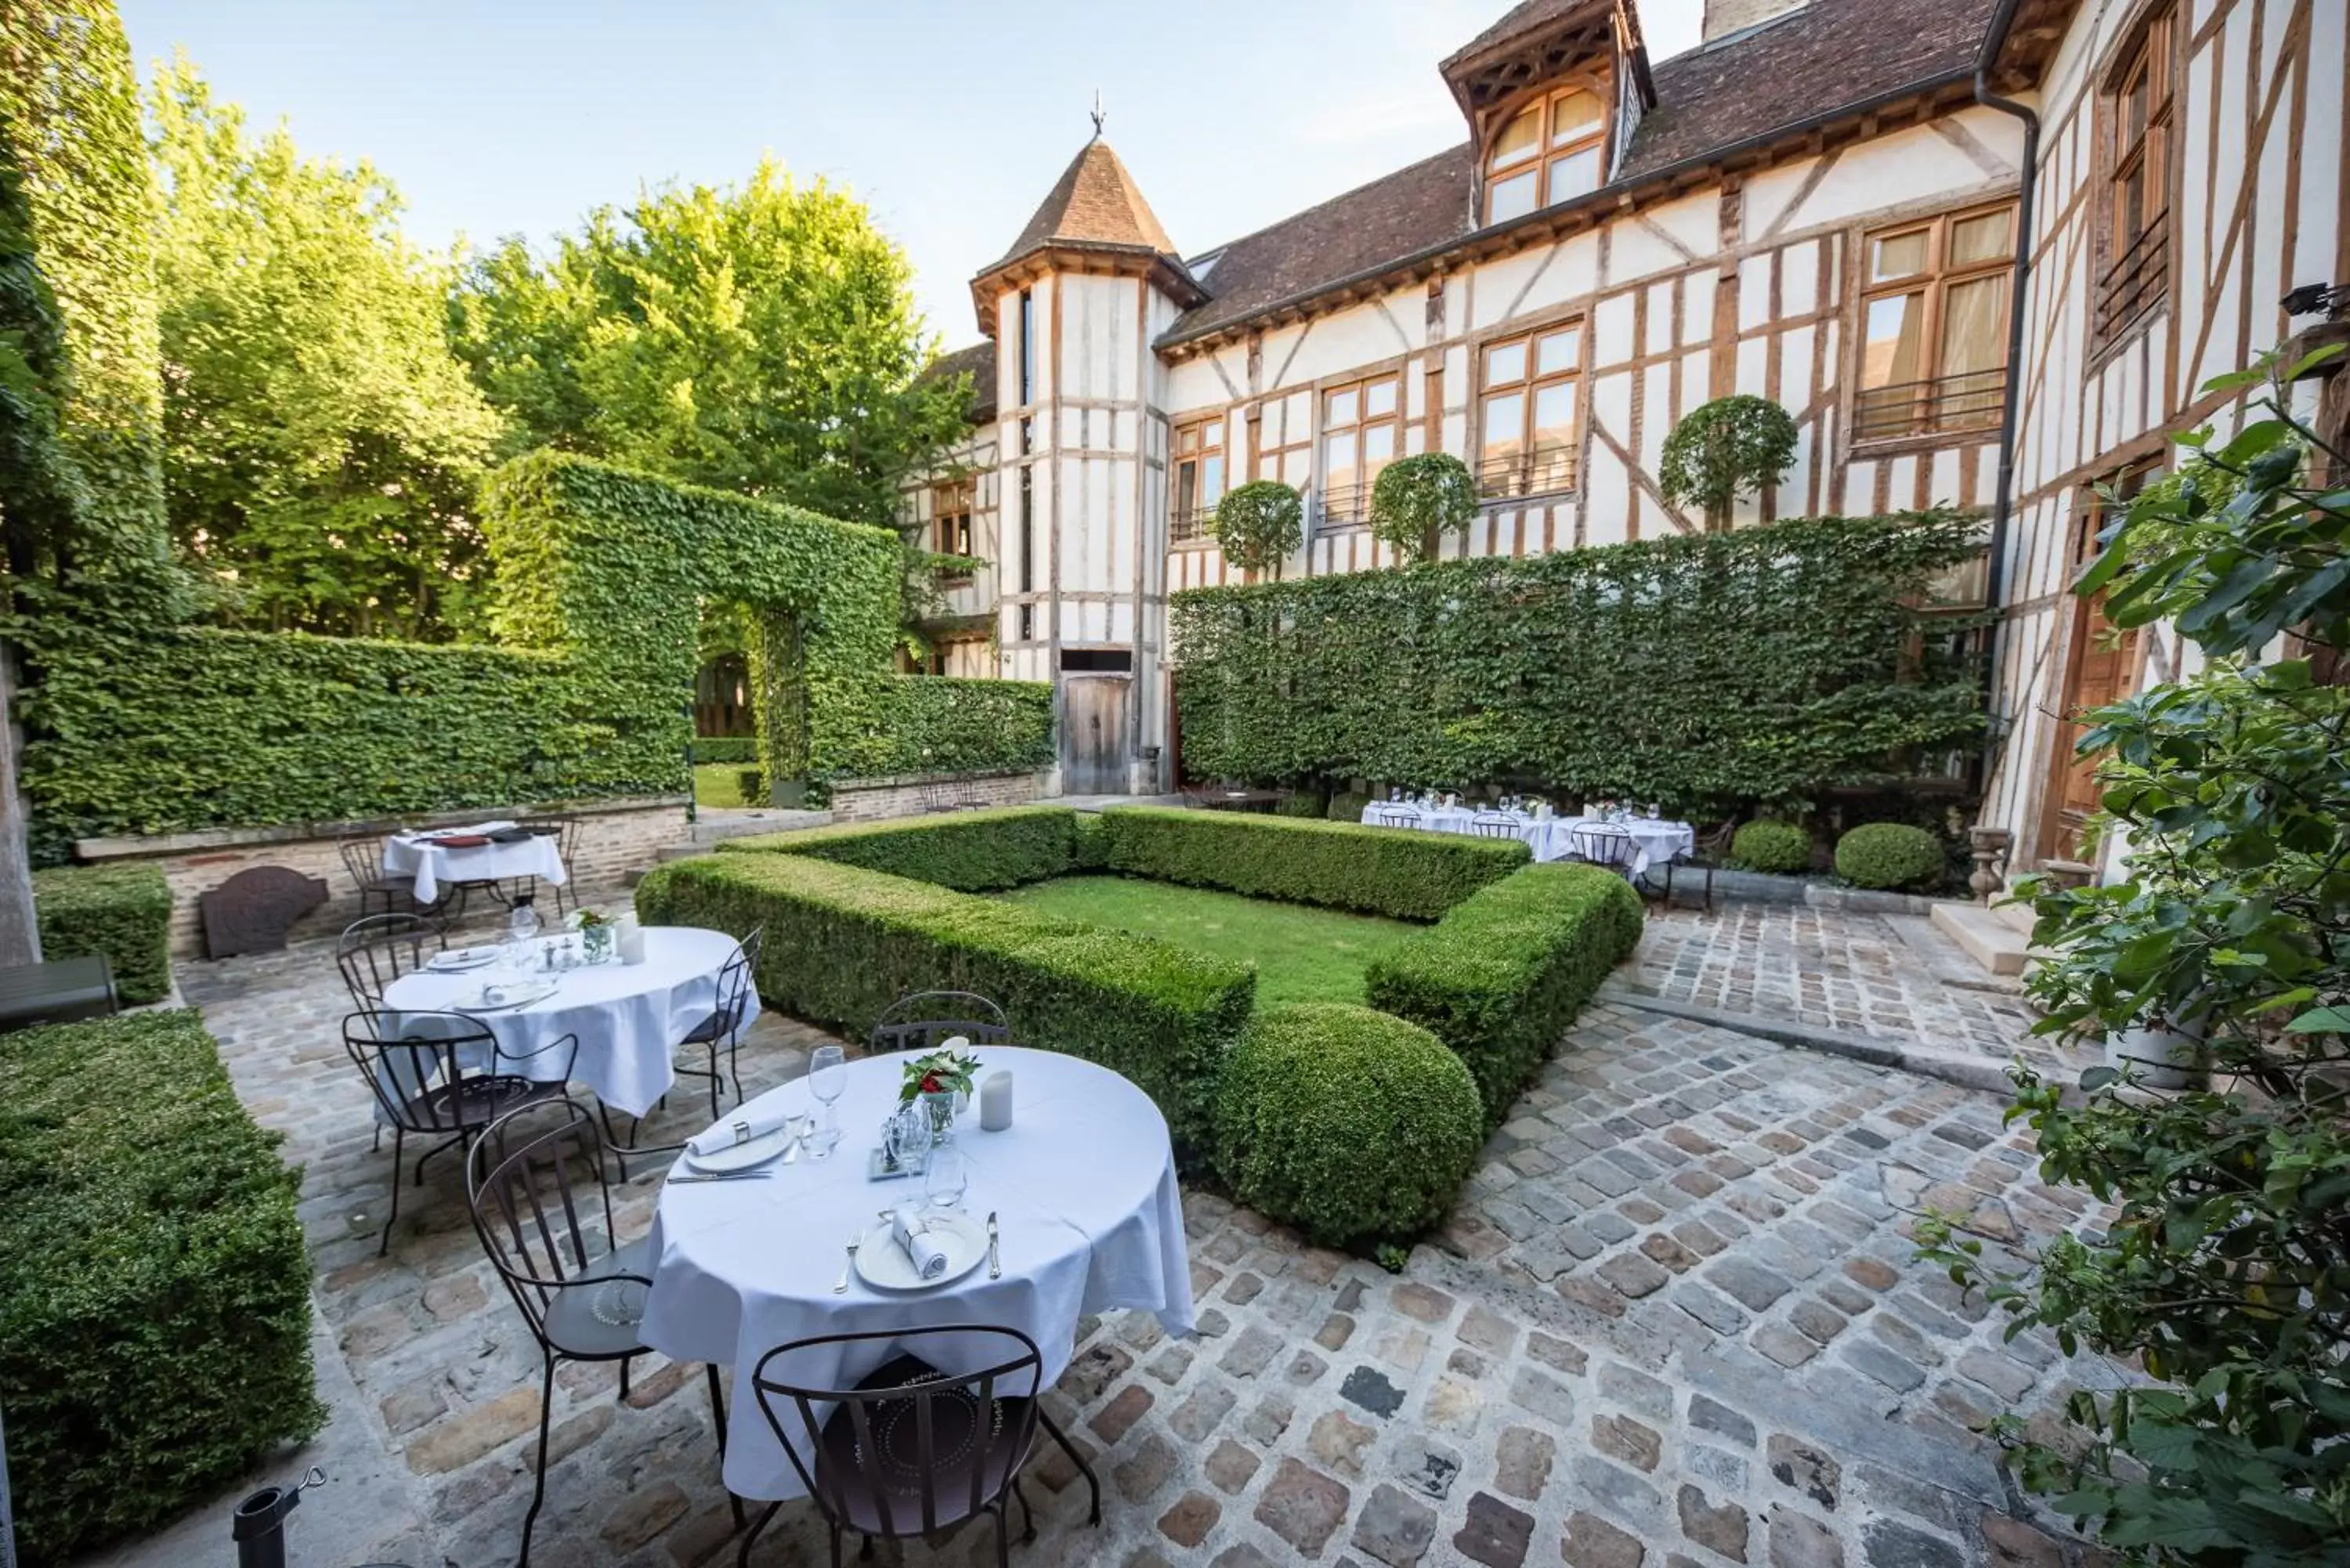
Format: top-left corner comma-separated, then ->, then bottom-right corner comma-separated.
1622,903 -> 2046,1063
147,898 -> 2120,1568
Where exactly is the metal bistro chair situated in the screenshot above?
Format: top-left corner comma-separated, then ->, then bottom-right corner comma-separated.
869,990 -> 1011,1056
467,1100 -> 739,1567
345,1009 -> 576,1254
513,815 -> 584,919
1469,812 -> 1523,841
739,1325 -> 1100,1568
1369,804 -> 1420,829
338,831 -> 424,920
672,927 -> 767,1120
336,912 -> 447,1010
1566,822 -> 1641,881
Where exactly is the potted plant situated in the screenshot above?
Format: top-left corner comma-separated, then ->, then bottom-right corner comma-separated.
569,908 -> 616,963
2108,1006 -> 2207,1090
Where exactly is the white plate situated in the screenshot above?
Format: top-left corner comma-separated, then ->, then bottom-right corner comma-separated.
428,947 -> 502,973
855,1212 -> 987,1291
457,979 -> 559,1013
682,1122 -> 801,1174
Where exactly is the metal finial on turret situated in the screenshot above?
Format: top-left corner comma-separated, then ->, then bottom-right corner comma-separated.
1090,90 -> 1106,138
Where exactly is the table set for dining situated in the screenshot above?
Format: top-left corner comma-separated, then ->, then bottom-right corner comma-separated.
1358,796 -> 1696,876
381,818 -> 567,905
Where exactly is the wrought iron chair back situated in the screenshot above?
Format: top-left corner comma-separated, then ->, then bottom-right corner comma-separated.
513,815 -> 583,916
1369,805 -> 1419,829
870,990 -> 1011,1056
465,1099 -> 630,1350
749,1327 -> 1044,1548
671,925 -> 767,1118
336,912 -> 446,1009
1470,814 -> 1522,840
1567,822 -> 1640,872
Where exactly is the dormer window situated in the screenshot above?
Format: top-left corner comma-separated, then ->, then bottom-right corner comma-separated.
1485,85 -> 1607,224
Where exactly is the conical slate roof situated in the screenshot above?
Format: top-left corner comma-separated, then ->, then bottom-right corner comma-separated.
983,137 -> 1179,273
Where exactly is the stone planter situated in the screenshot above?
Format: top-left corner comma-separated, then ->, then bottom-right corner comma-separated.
2109,1024 -> 2204,1089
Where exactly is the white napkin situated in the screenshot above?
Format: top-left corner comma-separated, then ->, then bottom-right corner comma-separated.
890,1207 -> 951,1281
685,1107 -> 796,1157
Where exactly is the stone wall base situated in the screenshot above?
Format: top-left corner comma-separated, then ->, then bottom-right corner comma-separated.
825,771 -> 1049,824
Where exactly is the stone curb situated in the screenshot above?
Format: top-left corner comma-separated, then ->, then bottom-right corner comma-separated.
1596,985 -> 2026,1097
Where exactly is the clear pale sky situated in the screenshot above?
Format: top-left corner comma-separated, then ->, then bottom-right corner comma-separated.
115,1 -> 1710,349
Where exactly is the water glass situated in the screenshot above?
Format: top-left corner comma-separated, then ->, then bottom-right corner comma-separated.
924,1143 -> 968,1212
806,1045 -> 846,1158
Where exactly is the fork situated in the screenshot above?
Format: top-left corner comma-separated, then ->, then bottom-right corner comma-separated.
833,1230 -> 862,1294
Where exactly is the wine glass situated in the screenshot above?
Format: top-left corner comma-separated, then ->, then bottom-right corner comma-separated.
806,1046 -> 846,1158
924,1143 -> 968,1212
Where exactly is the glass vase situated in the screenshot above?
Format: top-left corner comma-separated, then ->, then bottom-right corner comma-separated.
919,1088 -> 960,1144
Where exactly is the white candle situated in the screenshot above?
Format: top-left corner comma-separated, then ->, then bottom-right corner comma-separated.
978,1069 -> 1013,1132
616,916 -> 647,965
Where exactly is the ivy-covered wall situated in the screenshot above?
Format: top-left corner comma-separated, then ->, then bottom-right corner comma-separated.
1171,511 -> 1984,814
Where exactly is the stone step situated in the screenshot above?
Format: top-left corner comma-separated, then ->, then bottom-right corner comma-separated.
1993,897 -> 2037,935
1882,912 -> 2024,995
1929,901 -> 2032,977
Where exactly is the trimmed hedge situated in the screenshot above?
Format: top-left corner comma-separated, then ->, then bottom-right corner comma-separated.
1834,822 -> 1944,890
724,805 -> 1081,891
847,677 -> 1055,780
1730,819 -> 1813,874
32,862 -> 172,1003
692,736 -> 758,764
1213,1004 -> 1483,1248
0,1010 -> 320,1562
634,851 -> 1253,1157
1366,863 -> 1645,1123
1097,807 -> 1527,921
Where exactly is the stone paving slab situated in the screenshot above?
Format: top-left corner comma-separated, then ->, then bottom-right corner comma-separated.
78,900 -> 2124,1568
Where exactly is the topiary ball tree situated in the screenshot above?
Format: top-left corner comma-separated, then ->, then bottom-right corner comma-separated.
1730,818 -> 1813,874
1212,480 -> 1304,576
1834,822 -> 1944,891
1369,452 -> 1477,564
1213,1003 -> 1483,1248
1658,394 -> 1798,531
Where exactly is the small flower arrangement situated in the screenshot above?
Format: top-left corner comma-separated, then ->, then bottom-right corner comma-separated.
569,908 -> 611,929
898,1045 -> 982,1106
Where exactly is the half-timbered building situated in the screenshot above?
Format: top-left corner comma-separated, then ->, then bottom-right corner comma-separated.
902,0 -> 2345,856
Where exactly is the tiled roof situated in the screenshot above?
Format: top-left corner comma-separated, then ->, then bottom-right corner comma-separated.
1164,146 -> 1475,346
983,137 -> 1178,275
1159,0 -> 1994,349
924,340 -> 996,423
1622,0 -> 1998,177
1441,0 -> 1600,73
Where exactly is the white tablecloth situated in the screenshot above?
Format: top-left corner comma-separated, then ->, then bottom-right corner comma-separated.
380,926 -> 750,1116
1358,803 -> 1696,874
382,824 -> 566,905
642,1046 -> 1195,1501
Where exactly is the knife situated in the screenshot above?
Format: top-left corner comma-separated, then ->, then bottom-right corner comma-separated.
667,1169 -> 778,1184
986,1211 -> 1001,1279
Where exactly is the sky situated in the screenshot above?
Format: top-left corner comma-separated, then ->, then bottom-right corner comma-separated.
115,0 -> 1712,349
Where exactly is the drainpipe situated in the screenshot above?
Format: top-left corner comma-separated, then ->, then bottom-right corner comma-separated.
1972,17 -> 2041,793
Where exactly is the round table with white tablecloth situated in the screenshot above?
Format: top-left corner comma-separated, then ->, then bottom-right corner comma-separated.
381,926 -> 750,1116
1358,801 -> 1696,873
381,822 -> 566,905
640,1046 -> 1194,1502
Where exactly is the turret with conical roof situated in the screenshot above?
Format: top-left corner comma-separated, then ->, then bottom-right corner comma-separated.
971,136 -> 1205,334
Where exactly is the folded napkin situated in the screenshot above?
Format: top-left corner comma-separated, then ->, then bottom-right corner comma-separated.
685,1107 -> 796,1157
891,1207 -> 951,1281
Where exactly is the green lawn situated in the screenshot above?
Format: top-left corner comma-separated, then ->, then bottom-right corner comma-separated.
997,875 -> 1416,1006
695,761 -> 756,808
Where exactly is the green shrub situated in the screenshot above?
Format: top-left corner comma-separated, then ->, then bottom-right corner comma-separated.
1833,822 -> 1944,891
1212,480 -> 1303,573
635,852 -> 1253,1156
1368,453 -> 1477,563
1730,819 -> 1813,874
1071,811 -> 1111,871
31,862 -> 172,1004
1275,791 -> 1325,818
692,736 -> 758,764
724,804 -> 1080,892
1327,790 -> 1371,823
1097,806 -> 1525,921
1366,864 -> 1644,1122
1214,1003 -> 1483,1248
0,1010 -> 320,1562
735,767 -> 765,805
846,676 -> 1055,780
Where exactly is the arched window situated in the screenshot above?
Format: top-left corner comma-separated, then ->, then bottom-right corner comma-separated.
1484,85 -> 1607,225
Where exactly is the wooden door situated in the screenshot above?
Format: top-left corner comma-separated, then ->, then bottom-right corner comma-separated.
2040,490 -> 2145,862
1061,677 -> 1131,795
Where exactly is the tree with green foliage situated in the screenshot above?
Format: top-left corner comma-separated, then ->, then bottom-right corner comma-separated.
448,158 -> 969,530
1368,452 -> 1477,563
1658,394 -> 1798,531
1923,345 -> 2350,1566
149,59 -> 503,641
1212,479 -> 1303,577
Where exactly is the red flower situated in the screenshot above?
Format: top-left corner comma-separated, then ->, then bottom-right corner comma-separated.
920,1074 -> 942,1092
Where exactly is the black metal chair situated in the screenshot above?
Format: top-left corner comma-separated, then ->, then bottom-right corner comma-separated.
1566,822 -> 1640,880
1469,813 -> 1522,840
338,832 -> 424,920
673,927 -> 766,1119
336,912 -> 447,1010
739,1325 -> 1099,1568
869,990 -> 1011,1056
345,1009 -> 574,1254
466,1100 -> 739,1567
513,816 -> 584,918
1368,804 -> 1420,829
